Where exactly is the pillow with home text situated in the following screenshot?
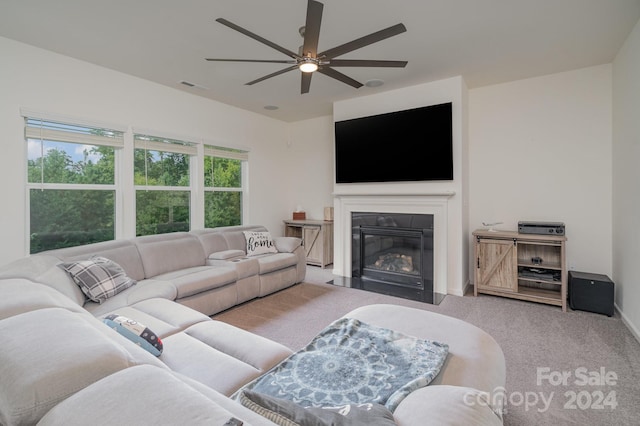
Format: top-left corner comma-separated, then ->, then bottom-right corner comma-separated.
243,231 -> 278,257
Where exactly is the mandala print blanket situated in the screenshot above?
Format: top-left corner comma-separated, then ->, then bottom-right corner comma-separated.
237,317 -> 449,412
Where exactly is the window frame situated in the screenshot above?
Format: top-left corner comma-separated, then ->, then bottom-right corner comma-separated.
24,115 -> 124,253
203,145 -> 248,228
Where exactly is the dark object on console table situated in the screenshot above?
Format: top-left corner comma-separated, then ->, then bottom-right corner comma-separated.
568,271 -> 614,317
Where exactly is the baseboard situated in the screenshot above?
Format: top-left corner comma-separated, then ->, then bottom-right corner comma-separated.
616,302 -> 640,344
448,279 -> 470,297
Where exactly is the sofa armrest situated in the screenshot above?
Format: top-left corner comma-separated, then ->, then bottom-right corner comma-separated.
273,237 -> 302,253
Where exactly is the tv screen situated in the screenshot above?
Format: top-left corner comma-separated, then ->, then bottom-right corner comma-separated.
334,102 -> 453,183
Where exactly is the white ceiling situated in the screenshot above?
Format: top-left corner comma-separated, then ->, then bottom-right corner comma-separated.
1,0 -> 639,122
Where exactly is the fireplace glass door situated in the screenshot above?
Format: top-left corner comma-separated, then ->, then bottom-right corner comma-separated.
360,227 -> 424,289
349,212 -> 435,303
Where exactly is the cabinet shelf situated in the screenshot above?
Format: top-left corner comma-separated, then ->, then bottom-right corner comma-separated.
518,276 -> 560,284
517,286 -> 563,305
473,229 -> 567,311
517,261 -> 562,270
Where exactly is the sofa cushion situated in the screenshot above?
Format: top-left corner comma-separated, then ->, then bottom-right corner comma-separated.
0,254 -> 86,306
45,239 -> 146,281
221,225 -> 268,251
238,390 -> 397,426
153,266 -> 237,299
244,231 -> 278,256
99,298 -> 211,338
82,278 -> 178,316
0,278 -> 86,321
0,308 -> 140,426
160,321 -> 293,396
37,365 -> 277,426
134,232 -> 207,278
103,314 -> 163,356
59,256 -> 136,303
192,230 -> 231,256
257,252 -> 299,275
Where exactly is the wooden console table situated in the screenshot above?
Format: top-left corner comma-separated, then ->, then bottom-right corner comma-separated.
473,229 -> 567,311
283,219 -> 333,267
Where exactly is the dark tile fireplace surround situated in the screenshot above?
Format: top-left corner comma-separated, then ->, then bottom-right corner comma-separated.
331,212 -> 446,305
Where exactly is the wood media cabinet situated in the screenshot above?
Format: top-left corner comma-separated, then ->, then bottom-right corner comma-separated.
473,229 -> 567,311
283,219 -> 333,268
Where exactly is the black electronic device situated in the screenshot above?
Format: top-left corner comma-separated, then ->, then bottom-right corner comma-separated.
334,102 -> 453,183
568,271 -> 614,316
518,221 -> 565,236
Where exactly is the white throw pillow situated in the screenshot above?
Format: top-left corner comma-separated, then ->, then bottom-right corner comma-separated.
243,231 -> 278,257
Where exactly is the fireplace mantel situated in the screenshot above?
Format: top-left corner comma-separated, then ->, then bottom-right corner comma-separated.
333,191 -> 456,198
333,192 -> 455,296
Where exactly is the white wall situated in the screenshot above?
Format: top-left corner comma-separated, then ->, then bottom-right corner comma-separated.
468,65 -> 613,281
0,36 -> 291,266
333,77 -> 469,296
613,18 -> 640,339
282,115 -> 335,226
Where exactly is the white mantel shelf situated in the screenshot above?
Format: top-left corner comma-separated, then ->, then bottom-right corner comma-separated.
333,191 -> 456,198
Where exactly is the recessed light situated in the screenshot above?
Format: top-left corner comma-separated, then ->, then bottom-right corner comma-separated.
264,105 -> 279,110
364,79 -> 384,88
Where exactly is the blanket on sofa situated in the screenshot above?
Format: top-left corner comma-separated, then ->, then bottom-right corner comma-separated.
237,317 -> 449,412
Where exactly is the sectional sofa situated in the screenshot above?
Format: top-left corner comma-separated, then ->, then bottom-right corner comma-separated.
0,225 -> 506,425
1,225 -> 306,317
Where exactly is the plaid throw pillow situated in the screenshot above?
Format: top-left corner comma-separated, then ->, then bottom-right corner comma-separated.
59,256 -> 136,303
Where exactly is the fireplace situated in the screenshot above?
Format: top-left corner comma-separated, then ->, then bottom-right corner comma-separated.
332,192 -> 455,302
345,212 -> 441,304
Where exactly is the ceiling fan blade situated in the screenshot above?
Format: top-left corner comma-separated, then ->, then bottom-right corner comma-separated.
329,59 -> 408,68
317,67 -> 363,89
301,72 -> 312,94
206,58 -> 297,64
319,23 -> 407,59
302,0 -> 323,57
245,64 -> 299,86
216,18 -> 300,60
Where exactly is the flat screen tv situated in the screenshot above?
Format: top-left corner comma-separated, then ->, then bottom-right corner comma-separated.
334,102 -> 453,183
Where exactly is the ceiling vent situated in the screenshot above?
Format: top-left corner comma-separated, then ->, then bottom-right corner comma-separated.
179,80 -> 209,90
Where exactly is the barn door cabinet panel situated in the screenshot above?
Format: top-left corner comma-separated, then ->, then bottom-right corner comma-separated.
473,229 -> 567,311
283,219 -> 333,267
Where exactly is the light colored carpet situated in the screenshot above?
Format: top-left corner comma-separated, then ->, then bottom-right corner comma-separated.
214,266 -> 640,426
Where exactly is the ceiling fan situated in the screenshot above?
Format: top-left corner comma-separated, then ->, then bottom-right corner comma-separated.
206,0 -> 407,94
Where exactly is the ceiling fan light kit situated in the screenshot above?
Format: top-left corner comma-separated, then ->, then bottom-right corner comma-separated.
206,0 -> 407,94
299,57 -> 319,73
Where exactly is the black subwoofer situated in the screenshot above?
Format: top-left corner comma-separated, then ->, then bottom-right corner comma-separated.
568,271 -> 614,317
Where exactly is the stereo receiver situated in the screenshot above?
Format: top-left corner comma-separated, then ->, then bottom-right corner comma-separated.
518,221 -> 565,236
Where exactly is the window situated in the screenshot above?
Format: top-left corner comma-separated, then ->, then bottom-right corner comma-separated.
25,118 -> 122,253
134,133 -> 195,236
24,113 -> 251,253
204,145 -> 247,228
